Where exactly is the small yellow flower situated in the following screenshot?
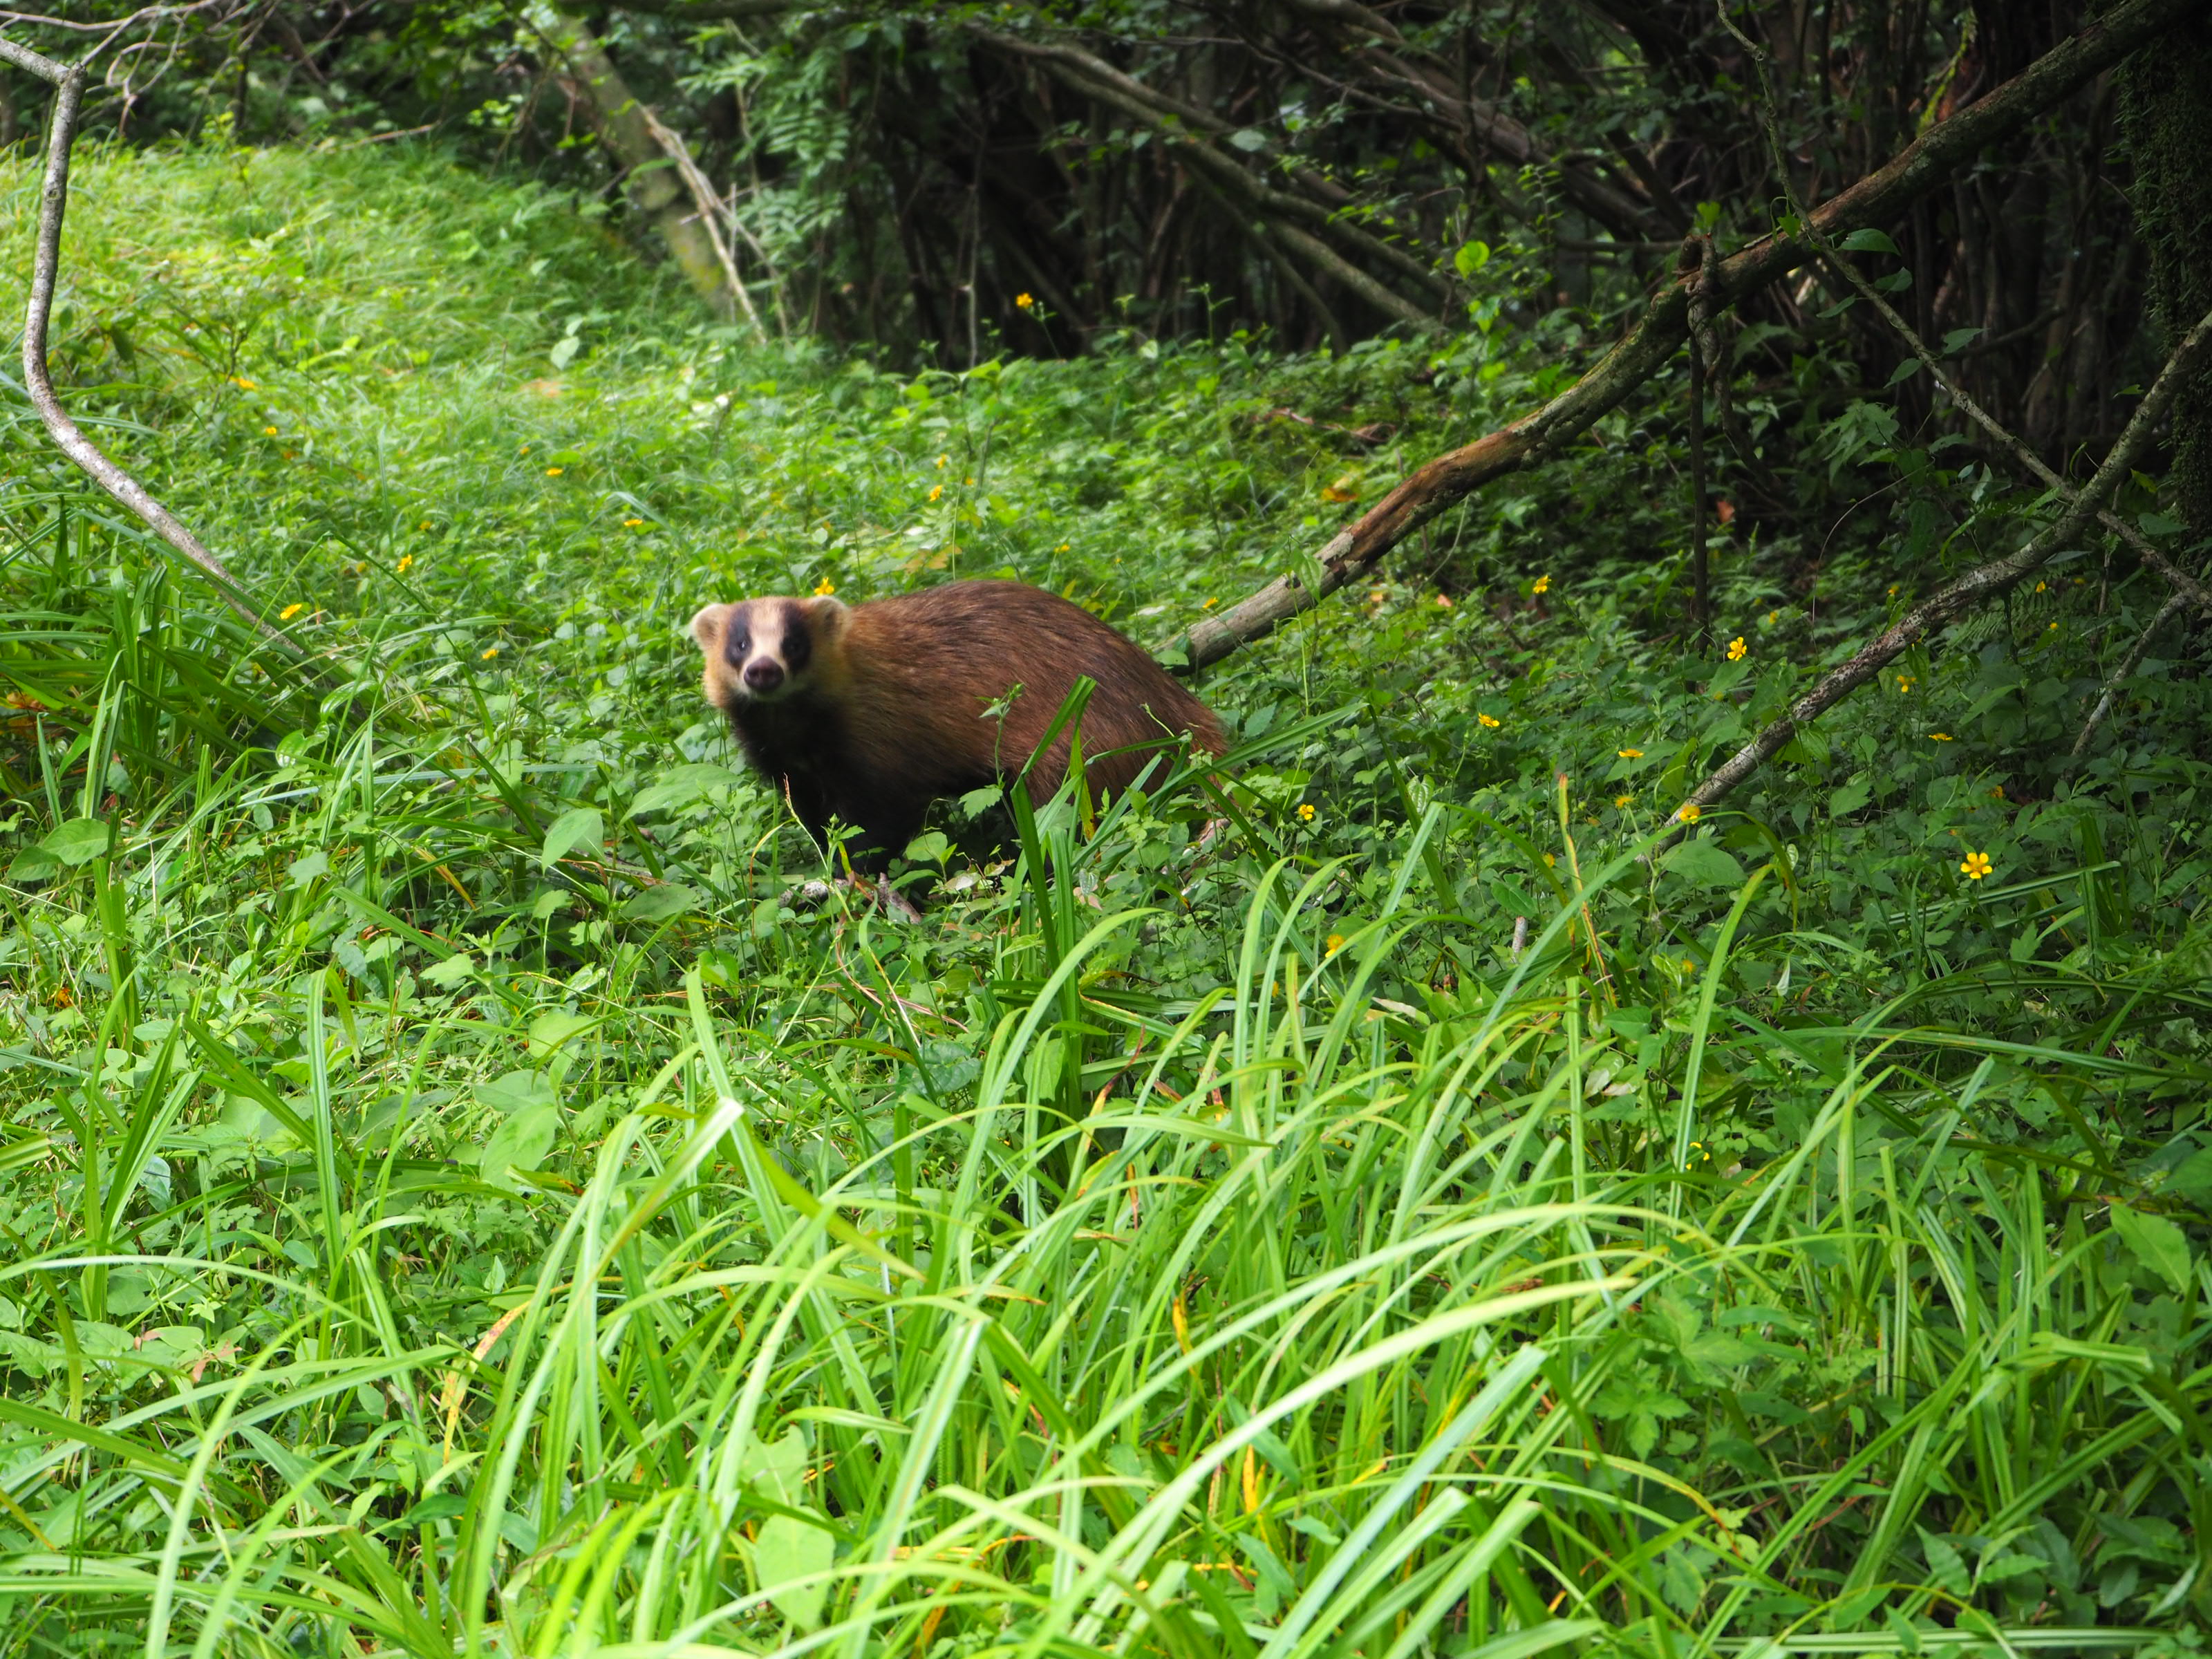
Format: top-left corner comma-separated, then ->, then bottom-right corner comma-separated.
1203,597 -> 1219,609
935,454 -> 948,468
1618,747 -> 1642,759
1765,610 -> 1777,624
545,466 -> 563,476
1682,957 -> 1697,973
1324,933 -> 1346,955
481,646 -> 499,659
1960,850 -> 1993,881
1015,293 -> 1035,310
1685,1140 -> 1712,1170
1297,803 -> 1316,823
1932,732 -> 1953,742
966,476 -> 976,486
519,444 -> 530,454
420,520 -> 433,531
1896,676 -> 1914,693
1533,574 -> 1551,594
279,603 -> 306,621
233,376 -> 256,389
2034,581 -> 2047,593
1614,794 -> 1633,808
1676,803 -> 1702,823
1478,713 -> 1501,729
1726,636 -> 1747,661
929,484 -> 944,502
2047,621 -> 2058,632
397,554 -> 415,574
1056,541 -> 1070,552
1542,853 -> 1556,868
1989,784 -> 2005,800
813,577 -> 836,596
624,517 -> 644,527
263,425 -> 278,436
1887,583 -> 1899,597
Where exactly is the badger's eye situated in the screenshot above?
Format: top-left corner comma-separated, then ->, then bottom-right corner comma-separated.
731,635 -> 751,655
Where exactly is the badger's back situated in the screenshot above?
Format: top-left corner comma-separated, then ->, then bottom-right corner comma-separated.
841,581 -> 1222,800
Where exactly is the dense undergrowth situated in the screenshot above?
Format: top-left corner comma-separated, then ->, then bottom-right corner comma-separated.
1,142 -> 2210,1656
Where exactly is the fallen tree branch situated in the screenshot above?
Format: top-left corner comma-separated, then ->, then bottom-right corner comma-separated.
1680,303 -> 2212,817
1165,0 -> 2204,674
639,104 -> 769,341
1,33 -> 300,656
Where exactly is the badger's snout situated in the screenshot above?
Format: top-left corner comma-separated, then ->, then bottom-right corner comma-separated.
743,659 -> 785,695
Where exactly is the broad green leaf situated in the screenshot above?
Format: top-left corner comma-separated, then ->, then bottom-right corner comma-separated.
480,1103 -> 559,1190
526,1010 -> 599,1058
476,1069 -> 556,1116
287,850 -> 329,887
753,1514 -> 832,1631
1660,839 -> 1747,890
620,883 -> 697,922
42,818 -> 113,866
2110,1203 -> 2193,1295
629,764 -> 744,816
540,805 -> 603,868
1839,227 -> 1900,255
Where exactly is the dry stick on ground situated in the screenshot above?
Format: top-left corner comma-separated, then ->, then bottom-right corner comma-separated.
1679,303 -> 2212,818
639,105 -> 769,342
1715,0 -> 2212,762
1165,0 -> 2203,675
1,34 -> 301,657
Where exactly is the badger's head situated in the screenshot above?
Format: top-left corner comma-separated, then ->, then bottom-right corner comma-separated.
689,595 -> 847,712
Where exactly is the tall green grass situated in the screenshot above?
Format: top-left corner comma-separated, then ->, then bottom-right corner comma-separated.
1,142 -> 2207,1656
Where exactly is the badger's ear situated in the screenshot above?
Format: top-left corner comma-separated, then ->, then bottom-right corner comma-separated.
806,595 -> 850,636
689,603 -> 729,654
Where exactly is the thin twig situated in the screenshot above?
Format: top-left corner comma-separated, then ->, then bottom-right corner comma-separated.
640,104 -> 769,342
1678,304 -> 2212,818
2071,590 -> 2190,756
1,35 -> 300,657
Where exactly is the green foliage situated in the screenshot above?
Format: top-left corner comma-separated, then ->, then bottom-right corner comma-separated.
1,146 -> 2209,1656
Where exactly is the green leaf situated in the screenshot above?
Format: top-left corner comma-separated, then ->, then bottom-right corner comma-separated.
902,831 -> 950,865
526,1011 -> 599,1059
480,1103 -> 559,1190
620,883 -> 697,922
2168,1144 -> 2212,1201
539,806 -> 603,868
628,764 -> 744,816
41,818 -> 113,867
753,1514 -> 832,1631
2110,1203 -> 2193,1295
1916,1527 -> 1971,1598
1454,239 -> 1492,276
1839,227 -> 1900,255
1226,128 -> 1268,152
421,953 -> 476,988
1660,840 -> 1747,889
287,850 -> 329,888
1829,774 -> 1873,817
740,1428 -> 808,1503
476,1069 -> 556,1116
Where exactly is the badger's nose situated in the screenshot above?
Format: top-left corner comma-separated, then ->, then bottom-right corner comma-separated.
743,659 -> 785,693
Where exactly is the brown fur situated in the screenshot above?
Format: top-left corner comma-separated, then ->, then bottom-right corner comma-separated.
689,580 -> 1224,868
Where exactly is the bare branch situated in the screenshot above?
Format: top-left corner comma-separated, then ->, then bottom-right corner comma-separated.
1,36 -> 300,655
1682,303 -> 2212,816
639,104 -> 769,341
2072,590 -> 2193,756
1165,0 -> 2203,673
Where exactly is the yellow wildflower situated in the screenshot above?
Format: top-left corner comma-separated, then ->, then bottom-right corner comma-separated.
1896,676 -> 1914,693
813,577 -> 836,597
545,466 -> 563,476
1615,794 -> 1633,808
397,554 -> 414,574
1676,803 -> 1702,823
1726,636 -> 1747,662
1202,597 -> 1219,609
233,376 -> 256,389
1325,933 -> 1346,955
1478,713 -> 1501,729
936,454 -> 948,468
1057,541 -> 1070,552
624,517 -> 644,527
1533,574 -> 1551,594
929,484 -> 944,502
279,603 -> 306,622
1989,784 -> 2005,800
1016,293 -> 1035,310
1932,732 -> 1953,742
263,425 -> 278,436
1960,850 -> 1992,881
1297,803 -> 1316,823
2034,581 -> 2047,593
481,646 -> 499,659
1618,747 -> 1642,759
